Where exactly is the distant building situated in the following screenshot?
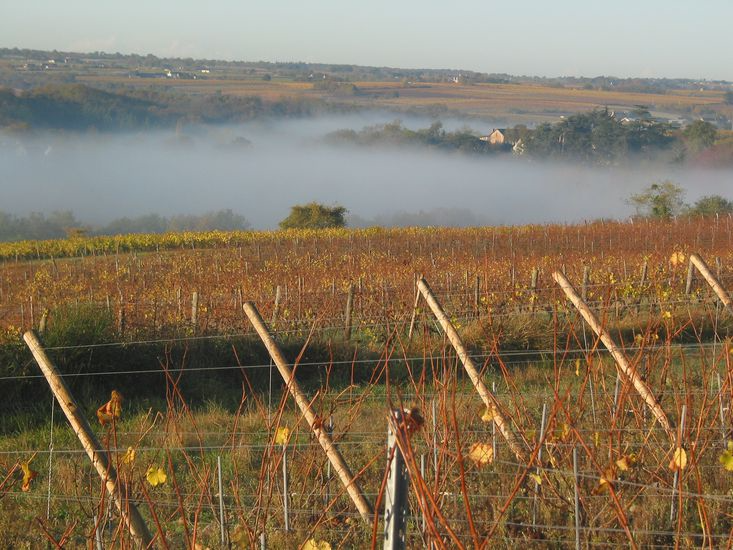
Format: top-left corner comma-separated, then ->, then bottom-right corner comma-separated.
480,129 -> 512,145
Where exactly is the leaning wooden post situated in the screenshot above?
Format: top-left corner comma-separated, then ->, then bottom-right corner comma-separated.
689,253 -> 733,315
417,278 -> 527,462
552,271 -> 675,440
23,330 -> 153,546
243,302 -> 373,522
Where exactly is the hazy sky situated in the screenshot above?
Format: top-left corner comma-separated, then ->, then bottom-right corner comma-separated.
2,1 -> 732,80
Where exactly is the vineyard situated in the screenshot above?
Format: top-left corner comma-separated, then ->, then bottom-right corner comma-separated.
0,217 -> 732,549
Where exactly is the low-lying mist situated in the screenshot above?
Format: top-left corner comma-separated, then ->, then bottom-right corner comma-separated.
2,113 -> 731,231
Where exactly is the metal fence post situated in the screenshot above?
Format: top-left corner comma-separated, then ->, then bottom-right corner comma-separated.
384,409 -> 409,550
573,448 -> 581,550
283,444 -> 290,532
670,404 -> 687,523
217,455 -> 226,546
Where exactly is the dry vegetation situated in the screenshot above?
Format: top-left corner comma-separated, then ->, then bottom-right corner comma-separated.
0,218 -> 732,548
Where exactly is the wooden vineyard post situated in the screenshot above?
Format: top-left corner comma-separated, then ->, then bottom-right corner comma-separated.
416,278 -> 527,462
344,284 -> 354,340
243,302 -> 373,522
530,267 -> 539,311
474,275 -> 481,318
581,266 -> 590,302
271,285 -> 282,326
407,279 -> 421,341
191,290 -> 199,332
689,253 -> 733,315
685,260 -> 696,295
552,271 -> 675,440
23,330 -> 153,547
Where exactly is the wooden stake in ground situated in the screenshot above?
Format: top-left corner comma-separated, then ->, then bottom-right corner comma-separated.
243,302 -> 373,522
689,253 -> 733,315
23,330 -> 153,547
416,278 -> 527,462
552,271 -> 675,440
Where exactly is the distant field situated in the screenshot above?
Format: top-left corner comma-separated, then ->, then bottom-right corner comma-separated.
78,74 -> 727,122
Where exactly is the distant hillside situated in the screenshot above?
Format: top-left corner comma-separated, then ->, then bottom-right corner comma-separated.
0,84 -> 165,130
0,83 -> 322,130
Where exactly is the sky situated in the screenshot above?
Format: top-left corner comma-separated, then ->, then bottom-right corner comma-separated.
2,1 -> 732,80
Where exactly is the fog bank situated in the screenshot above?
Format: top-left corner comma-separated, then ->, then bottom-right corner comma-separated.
2,114 -> 731,229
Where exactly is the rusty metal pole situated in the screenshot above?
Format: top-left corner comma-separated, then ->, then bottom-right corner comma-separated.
23,330 -> 153,547
243,302 -> 373,522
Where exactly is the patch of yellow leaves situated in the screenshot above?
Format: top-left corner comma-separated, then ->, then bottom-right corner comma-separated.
615,453 -> 637,472
122,446 -> 136,465
719,441 -> 733,471
97,390 -> 123,426
146,466 -> 167,487
303,540 -> 331,550
669,447 -> 687,471
670,251 -> 686,267
21,459 -> 38,492
481,407 -> 495,423
467,442 -> 494,467
275,426 -> 290,445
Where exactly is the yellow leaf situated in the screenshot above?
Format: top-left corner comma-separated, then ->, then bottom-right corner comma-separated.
275,426 -> 290,446
554,423 -> 571,442
592,466 -> 616,495
662,311 -> 672,319
615,454 -> 637,472
719,441 -> 733,472
593,432 -> 600,447
122,446 -> 136,465
670,251 -> 685,267
669,447 -> 687,471
575,359 -> 581,377
97,390 -> 123,426
468,442 -> 494,467
303,539 -> 331,550
146,466 -> 167,487
21,460 -> 38,492
529,473 -> 542,485
481,407 -> 495,423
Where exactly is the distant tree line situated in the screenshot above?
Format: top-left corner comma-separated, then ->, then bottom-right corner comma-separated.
325,121 -> 506,154
328,110 -> 727,165
0,84 -> 325,131
523,107 -> 677,163
0,209 -> 250,242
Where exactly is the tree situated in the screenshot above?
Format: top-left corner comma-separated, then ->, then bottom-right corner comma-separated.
279,202 -> 347,229
689,195 -> 733,217
628,181 -> 686,219
683,120 -> 717,154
